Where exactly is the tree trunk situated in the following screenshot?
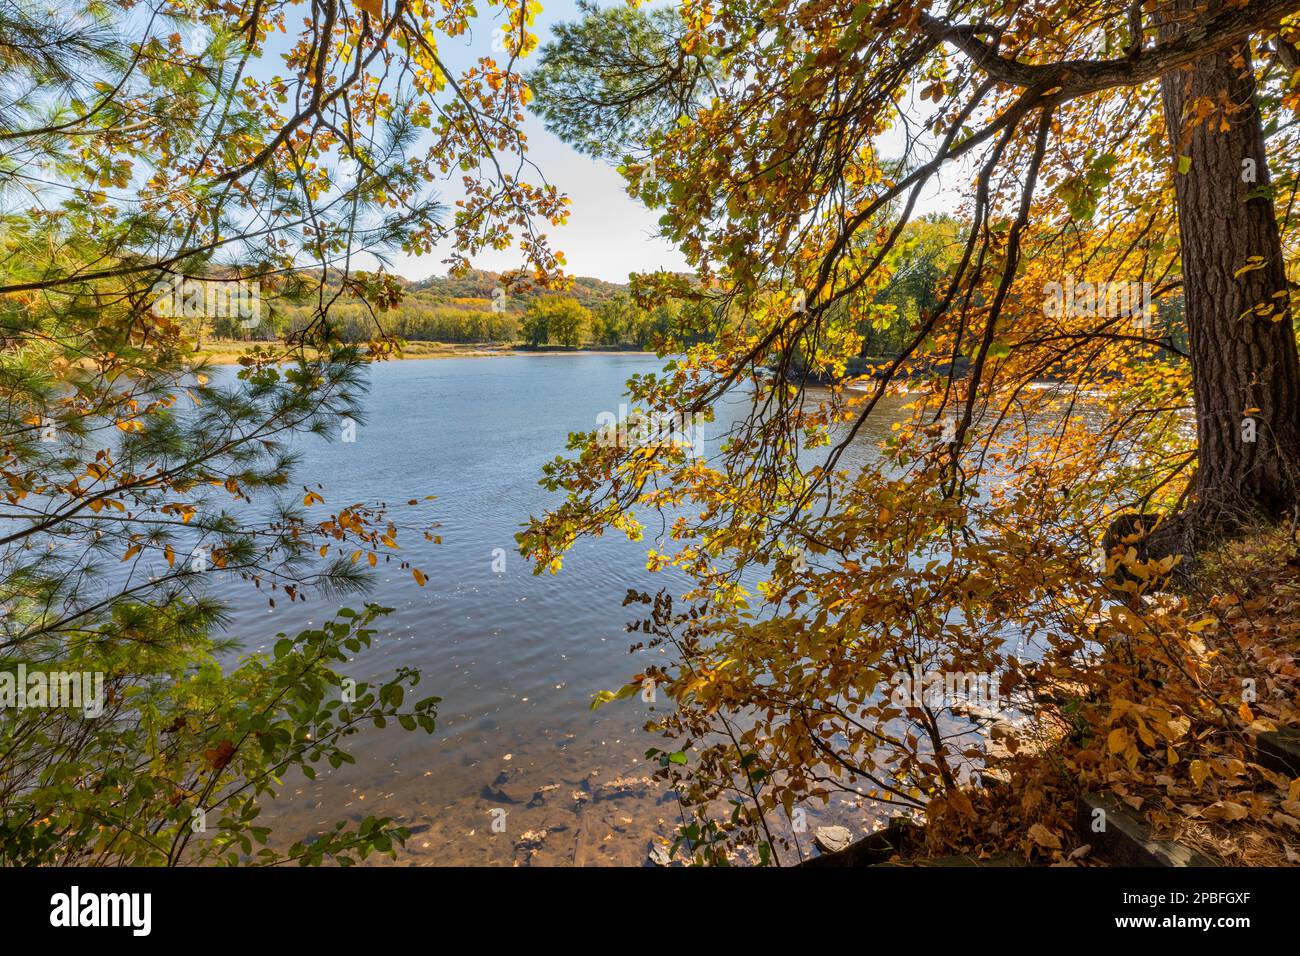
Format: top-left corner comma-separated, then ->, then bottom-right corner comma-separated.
1159,0 -> 1300,534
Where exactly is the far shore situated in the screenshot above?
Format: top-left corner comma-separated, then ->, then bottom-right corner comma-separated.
192,340 -> 659,366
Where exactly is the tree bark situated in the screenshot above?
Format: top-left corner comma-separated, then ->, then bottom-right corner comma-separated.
1159,0 -> 1300,535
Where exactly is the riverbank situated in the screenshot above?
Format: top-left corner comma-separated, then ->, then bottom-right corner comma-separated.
857,522 -> 1300,868
192,339 -> 657,365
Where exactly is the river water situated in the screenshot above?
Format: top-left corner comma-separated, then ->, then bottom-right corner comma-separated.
210,354 -> 904,864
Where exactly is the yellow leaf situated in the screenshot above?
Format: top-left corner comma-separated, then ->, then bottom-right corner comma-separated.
412,568 -> 427,586
1124,744 -> 1140,769
1107,727 -> 1128,754
1190,759 -> 1209,789
1233,258 -> 1265,279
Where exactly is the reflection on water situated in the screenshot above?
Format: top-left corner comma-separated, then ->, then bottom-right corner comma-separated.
207,354 -> 904,864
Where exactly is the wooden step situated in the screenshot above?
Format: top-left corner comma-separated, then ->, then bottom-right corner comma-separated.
1076,793 -> 1218,867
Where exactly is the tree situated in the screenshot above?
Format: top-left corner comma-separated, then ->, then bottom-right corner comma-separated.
865,215 -> 964,358
1158,0 -> 1300,526
521,1 -> 1300,863
594,293 -> 635,345
917,0 -> 1300,547
520,302 -> 551,347
1,0 -> 561,863
551,298 -> 592,348
520,296 -> 591,347
530,0 -> 1300,543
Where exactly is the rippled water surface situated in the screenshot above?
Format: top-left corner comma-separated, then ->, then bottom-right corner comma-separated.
211,354 -> 902,864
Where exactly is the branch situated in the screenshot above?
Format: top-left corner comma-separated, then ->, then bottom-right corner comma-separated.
918,1 -> 1300,99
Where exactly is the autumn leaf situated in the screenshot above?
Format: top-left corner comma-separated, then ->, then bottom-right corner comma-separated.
1027,823 -> 1061,849
1189,759 -> 1210,790
1214,801 -> 1250,822
203,740 -> 236,772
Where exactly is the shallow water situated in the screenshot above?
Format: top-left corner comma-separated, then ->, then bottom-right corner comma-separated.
207,354 -> 902,864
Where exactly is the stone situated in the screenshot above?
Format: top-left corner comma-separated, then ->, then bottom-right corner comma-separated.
798,817 -> 918,867
527,783 -> 562,808
482,768 -> 534,804
814,825 -> 854,854
584,773 -> 652,802
517,828 -> 547,849
647,842 -> 676,867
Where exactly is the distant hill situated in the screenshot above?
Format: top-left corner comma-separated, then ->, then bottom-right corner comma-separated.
203,268 -> 686,347
407,270 -> 629,313
233,268 -> 665,348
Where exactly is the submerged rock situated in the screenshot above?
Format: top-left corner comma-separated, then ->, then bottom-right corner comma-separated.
483,768 -> 563,807
584,772 -> 653,802
483,769 -> 530,804
528,783 -> 562,808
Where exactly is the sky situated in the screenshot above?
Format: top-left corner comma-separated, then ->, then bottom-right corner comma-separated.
243,0 -> 958,284
388,0 -> 691,284
28,1 -> 965,286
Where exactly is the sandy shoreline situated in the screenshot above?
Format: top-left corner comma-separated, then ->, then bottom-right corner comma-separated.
193,342 -> 659,366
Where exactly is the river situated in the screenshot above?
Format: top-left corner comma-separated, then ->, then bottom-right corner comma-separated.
210,353 -> 904,864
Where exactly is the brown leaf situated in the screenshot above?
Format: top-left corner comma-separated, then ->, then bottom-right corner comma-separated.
203,739 -> 235,772
1028,823 -> 1061,849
